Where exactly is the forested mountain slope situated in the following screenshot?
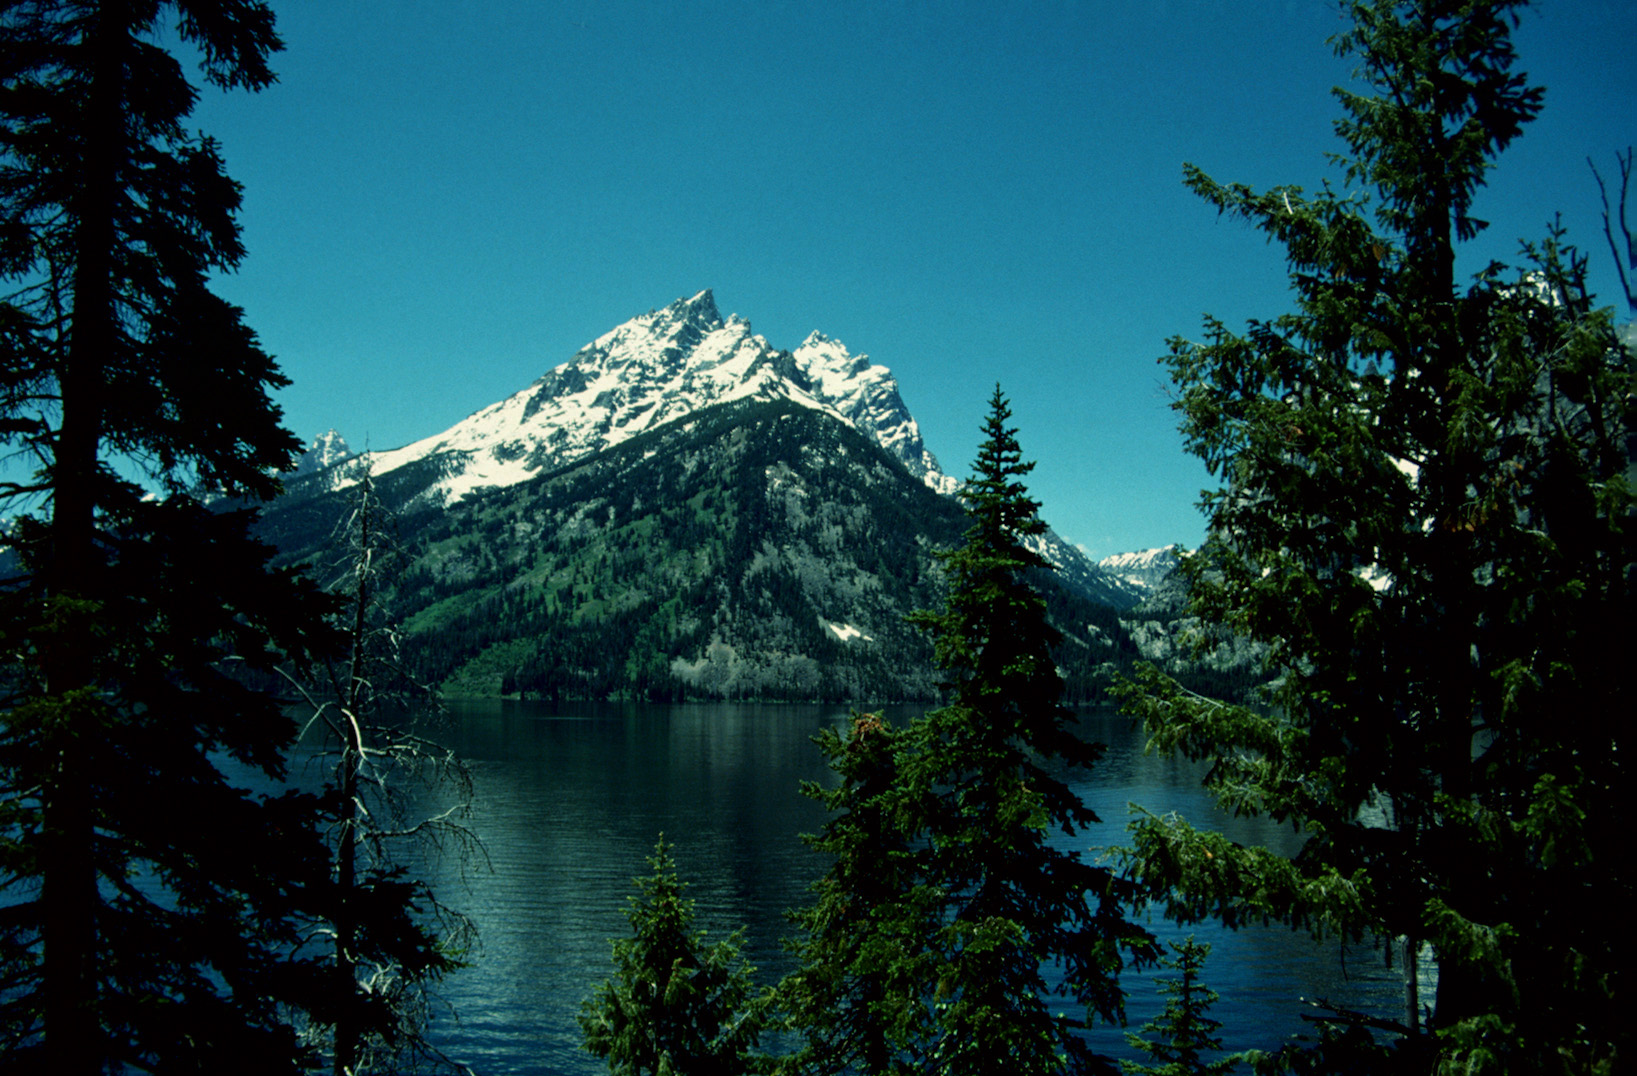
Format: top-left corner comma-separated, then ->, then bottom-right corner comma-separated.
263,397 -> 1139,702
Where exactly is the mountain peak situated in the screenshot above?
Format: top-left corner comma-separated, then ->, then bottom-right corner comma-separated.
350,293 -> 956,505
641,288 -> 726,337
293,428 -> 354,475
653,288 -> 722,333
1097,547 -> 1180,593
682,288 -> 718,319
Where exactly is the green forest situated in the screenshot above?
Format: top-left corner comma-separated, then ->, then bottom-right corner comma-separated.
262,395 -> 1145,706
1,1 -> 1630,1074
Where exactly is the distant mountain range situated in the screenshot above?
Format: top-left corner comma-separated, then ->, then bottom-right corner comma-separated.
1096,547 -> 1180,594
262,292 -> 1161,702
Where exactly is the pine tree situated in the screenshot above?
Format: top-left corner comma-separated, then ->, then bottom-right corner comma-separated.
580,835 -> 769,1076
0,3 -> 341,1071
905,387 -> 1157,1075
1121,938 -> 1239,1076
793,386 -> 1154,1075
779,711 -> 940,1075
1114,2 -> 1632,1072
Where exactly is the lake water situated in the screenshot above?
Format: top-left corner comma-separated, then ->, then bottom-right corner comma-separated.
352,700 -> 1417,1075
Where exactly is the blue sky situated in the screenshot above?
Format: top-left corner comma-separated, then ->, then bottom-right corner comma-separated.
188,0 -> 1636,559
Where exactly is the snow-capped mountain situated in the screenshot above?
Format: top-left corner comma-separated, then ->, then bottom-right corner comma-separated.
329,290 -> 956,504
293,429 -> 355,476
1097,546 -> 1180,594
788,330 -> 957,495
262,291 -> 1157,700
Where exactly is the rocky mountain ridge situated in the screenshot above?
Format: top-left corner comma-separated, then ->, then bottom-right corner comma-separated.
293,290 -> 1138,607
266,397 -> 1140,701
263,292 -> 1160,700
316,290 -> 957,507
1096,546 -> 1180,594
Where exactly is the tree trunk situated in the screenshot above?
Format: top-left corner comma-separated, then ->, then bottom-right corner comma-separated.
334,485 -> 373,1076
1403,935 -> 1420,1033
41,8 -> 127,1072
334,738 -> 359,1076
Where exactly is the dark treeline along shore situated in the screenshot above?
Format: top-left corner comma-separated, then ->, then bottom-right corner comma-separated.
1,2 -> 1630,1075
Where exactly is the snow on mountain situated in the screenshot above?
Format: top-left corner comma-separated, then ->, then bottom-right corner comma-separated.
1097,546 -> 1180,593
335,290 -> 957,504
293,428 -> 355,476
790,332 -> 958,495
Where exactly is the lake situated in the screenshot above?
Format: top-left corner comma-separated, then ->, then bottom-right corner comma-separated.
345,699 -> 1420,1074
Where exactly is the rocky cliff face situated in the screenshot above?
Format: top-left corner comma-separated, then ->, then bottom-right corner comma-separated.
1114,558 -> 1267,703
1097,546 -> 1179,594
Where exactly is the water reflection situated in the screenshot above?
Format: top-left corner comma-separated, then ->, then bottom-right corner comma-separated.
410,702 -> 837,1074
385,701 -> 1410,1075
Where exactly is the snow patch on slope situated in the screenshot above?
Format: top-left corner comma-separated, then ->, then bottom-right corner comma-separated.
823,620 -> 874,644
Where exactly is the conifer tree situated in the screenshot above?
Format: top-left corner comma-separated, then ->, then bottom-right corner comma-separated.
904,387 -> 1157,1075
779,711 -> 940,1075
792,386 -> 1153,1075
580,835 -> 769,1076
0,3 -> 340,1072
1121,938 -> 1239,1076
1115,2 -> 1632,1071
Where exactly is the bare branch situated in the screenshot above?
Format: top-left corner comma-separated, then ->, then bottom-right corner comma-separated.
1589,147 -> 1636,315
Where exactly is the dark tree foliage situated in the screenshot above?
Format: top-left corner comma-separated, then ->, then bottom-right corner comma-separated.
580,835 -> 770,1076
899,386 -> 1157,1075
1114,2 -> 1632,1073
1120,938 -> 1239,1076
784,388 -> 1156,1075
0,2 -> 339,1072
778,711 -> 940,1076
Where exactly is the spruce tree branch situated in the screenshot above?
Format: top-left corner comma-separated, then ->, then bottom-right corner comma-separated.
1298,999 -> 1414,1038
